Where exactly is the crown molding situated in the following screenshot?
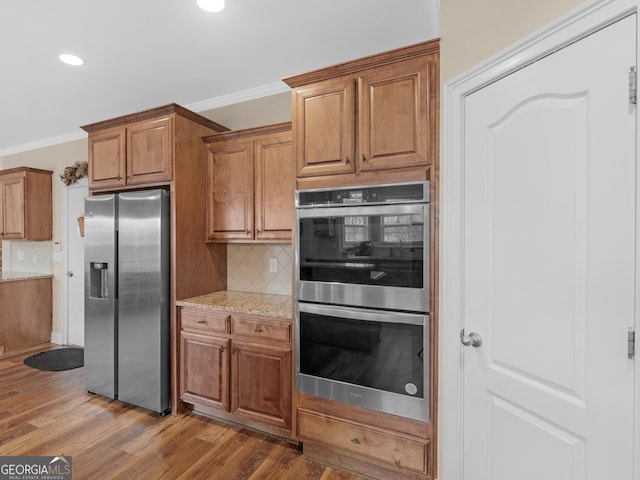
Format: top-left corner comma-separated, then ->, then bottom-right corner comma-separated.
0,131 -> 87,158
186,81 -> 290,113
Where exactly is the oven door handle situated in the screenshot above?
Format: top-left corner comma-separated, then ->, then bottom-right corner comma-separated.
297,302 -> 427,326
296,203 -> 425,219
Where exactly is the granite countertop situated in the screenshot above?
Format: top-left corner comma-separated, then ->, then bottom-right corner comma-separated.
177,290 -> 292,319
0,271 -> 54,283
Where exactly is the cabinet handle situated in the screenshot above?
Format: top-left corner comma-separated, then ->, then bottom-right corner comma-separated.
246,229 -> 251,235
232,346 -> 238,354
362,153 -> 367,163
256,229 -> 261,235
196,320 -> 207,325
350,438 -> 361,445
254,327 -> 264,333
345,156 -> 350,165
220,345 -> 225,352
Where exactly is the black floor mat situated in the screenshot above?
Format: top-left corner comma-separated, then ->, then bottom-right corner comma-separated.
24,348 -> 84,371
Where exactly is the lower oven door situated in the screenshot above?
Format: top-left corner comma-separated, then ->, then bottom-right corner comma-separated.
296,302 -> 429,422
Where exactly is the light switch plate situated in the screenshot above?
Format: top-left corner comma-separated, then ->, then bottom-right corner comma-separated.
269,258 -> 278,273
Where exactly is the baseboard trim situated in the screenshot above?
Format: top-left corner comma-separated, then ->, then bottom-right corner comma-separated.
50,331 -> 64,345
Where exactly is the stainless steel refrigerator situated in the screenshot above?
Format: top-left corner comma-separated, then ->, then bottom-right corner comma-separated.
84,189 -> 170,414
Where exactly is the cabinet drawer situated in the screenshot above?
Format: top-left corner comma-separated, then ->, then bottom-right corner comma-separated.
180,309 -> 229,333
297,409 -> 427,474
230,315 -> 290,343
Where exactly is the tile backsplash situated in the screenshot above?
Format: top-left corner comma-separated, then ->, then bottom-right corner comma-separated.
2,241 -> 53,274
227,244 -> 292,296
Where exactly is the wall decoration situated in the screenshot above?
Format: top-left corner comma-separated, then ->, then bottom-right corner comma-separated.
60,161 -> 88,186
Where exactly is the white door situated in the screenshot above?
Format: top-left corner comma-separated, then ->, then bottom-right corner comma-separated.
462,15 -> 636,480
64,180 -> 88,347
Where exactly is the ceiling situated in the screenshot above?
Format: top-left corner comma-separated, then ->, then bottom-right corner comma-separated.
0,0 -> 439,157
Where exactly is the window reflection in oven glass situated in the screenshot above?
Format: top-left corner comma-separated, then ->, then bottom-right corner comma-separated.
299,312 -> 424,398
299,213 -> 425,288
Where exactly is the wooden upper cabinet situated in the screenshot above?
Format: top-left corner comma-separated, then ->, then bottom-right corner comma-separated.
82,103 -> 228,192
87,117 -> 172,190
254,132 -> 294,241
0,167 -> 52,241
358,60 -> 431,172
206,140 -> 255,241
1,174 -> 25,239
126,116 -> 173,186
88,126 -> 126,189
292,78 -> 355,176
284,39 -> 439,178
205,123 -> 294,243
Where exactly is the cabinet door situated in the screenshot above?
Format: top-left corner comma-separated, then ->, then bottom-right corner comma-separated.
126,116 -> 173,185
1,174 -> 25,240
358,57 -> 435,172
254,132 -> 294,241
293,77 -> 355,177
88,126 -> 127,189
206,140 -> 254,241
180,331 -> 229,411
230,341 -> 291,430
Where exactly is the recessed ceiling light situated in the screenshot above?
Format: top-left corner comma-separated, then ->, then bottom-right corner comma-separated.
197,0 -> 225,13
59,54 -> 84,66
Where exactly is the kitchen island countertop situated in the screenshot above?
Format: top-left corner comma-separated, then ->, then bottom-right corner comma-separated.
0,271 -> 54,283
176,290 -> 292,319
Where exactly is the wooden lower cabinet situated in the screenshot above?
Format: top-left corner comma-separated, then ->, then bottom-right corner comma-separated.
178,306 -> 292,438
296,394 -> 433,480
0,276 -> 52,353
231,341 -> 291,431
180,331 -> 229,410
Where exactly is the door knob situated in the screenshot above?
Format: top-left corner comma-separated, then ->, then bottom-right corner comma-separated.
460,329 -> 482,347
66,271 -> 74,277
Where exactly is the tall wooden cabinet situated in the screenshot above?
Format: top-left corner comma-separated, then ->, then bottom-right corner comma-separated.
0,167 -> 52,241
81,104 -> 231,415
283,40 -> 440,480
283,41 -> 438,179
204,123 -> 294,243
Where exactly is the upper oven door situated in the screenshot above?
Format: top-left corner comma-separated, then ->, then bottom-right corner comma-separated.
296,202 -> 429,312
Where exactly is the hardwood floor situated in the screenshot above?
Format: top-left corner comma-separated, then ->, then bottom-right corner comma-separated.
0,344 -> 363,480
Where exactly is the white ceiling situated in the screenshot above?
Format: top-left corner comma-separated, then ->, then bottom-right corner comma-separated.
0,0 -> 439,157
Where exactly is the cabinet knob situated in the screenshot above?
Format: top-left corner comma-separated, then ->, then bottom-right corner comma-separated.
254,327 -> 264,333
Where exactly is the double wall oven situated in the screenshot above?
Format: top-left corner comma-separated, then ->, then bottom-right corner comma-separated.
295,182 -> 430,422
